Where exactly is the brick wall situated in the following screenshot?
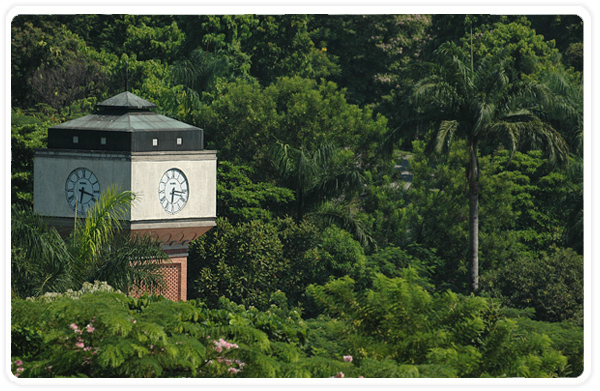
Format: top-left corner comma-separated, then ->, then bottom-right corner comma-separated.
131,256 -> 188,301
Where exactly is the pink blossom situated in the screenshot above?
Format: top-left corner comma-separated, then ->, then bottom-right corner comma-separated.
213,338 -> 239,352
16,367 -> 24,373
76,342 -> 85,349
132,319 -> 137,323
229,367 -> 241,374
70,323 -> 79,331
14,360 -> 23,366
343,355 -> 353,363
86,324 -> 95,333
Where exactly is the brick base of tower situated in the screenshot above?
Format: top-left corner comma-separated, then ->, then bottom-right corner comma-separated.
45,217 -> 214,302
159,245 -> 189,301
153,256 -> 188,301
130,224 -> 214,301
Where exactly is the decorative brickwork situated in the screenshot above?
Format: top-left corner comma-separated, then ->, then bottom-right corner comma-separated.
159,263 -> 182,301
130,257 -> 188,301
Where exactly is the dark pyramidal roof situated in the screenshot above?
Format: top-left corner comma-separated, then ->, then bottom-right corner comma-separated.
51,91 -> 199,133
48,91 -> 204,152
96,91 -> 158,110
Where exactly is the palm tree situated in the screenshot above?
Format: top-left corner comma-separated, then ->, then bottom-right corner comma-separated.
386,42 -> 569,292
169,48 -> 229,122
11,205 -> 74,297
270,142 -> 370,246
11,186 -> 168,298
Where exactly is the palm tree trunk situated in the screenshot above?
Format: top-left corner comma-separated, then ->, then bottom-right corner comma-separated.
469,176 -> 479,292
468,144 -> 480,293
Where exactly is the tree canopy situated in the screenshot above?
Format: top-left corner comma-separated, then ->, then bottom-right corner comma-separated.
11,13 -> 584,379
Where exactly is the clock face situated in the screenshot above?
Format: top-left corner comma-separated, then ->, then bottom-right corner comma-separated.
65,167 -> 101,216
158,168 -> 189,214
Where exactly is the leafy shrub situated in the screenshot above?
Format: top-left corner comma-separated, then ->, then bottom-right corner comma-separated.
512,317 -> 584,377
189,217 -> 370,313
301,225 -> 368,287
189,218 -> 286,310
481,246 -> 583,324
10,285 -> 361,378
307,273 -> 573,377
216,161 -> 294,224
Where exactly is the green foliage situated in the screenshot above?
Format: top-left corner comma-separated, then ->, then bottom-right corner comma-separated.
189,217 -> 370,314
401,141 -> 470,291
11,187 -> 168,298
189,218 -> 286,310
308,15 -> 432,115
201,76 -> 388,174
12,289 -> 246,377
216,161 -> 295,224
468,21 -> 565,81
479,148 -> 576,257
365,246 -> 436,285
123,20 -> 185,63
481,247 -> 583,324
10,285 -> 353,378
307,274 -> 572,378
247,15 -> 339,85
10,14 -> 584,379
302,225 -> 368,289
270,142 -> 363,220
12,276 -> 580,378
11,18 -> 110,109
513,317 -> 584,377
11,120 -> 49,206
11,205 -> 74,297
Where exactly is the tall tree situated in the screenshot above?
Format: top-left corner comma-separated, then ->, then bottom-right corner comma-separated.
387,41 -> 568,292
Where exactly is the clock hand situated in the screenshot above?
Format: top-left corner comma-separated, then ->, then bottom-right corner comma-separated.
79,187 -> 96,200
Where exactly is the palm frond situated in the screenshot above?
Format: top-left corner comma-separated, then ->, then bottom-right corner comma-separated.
486,115 -> 569,166
270,142 -> 291,175
89,234 -> 168,294
11,205 -> 75,297
312,143 -> 336,168
472,101 -> 497,138
73,186 -> 135,258
306,202 -> 373,248
70,185 -> 135,275
431,120 -> 459,154
412,78 -> 458,111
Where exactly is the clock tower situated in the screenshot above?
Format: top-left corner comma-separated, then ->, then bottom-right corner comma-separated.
33,91 -> 217,301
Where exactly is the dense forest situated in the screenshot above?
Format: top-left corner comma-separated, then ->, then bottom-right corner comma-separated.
11,14 -> 584,379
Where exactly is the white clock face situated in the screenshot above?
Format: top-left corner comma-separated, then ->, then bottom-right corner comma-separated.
65,167 -> 101,216
158,168 -> 189,214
